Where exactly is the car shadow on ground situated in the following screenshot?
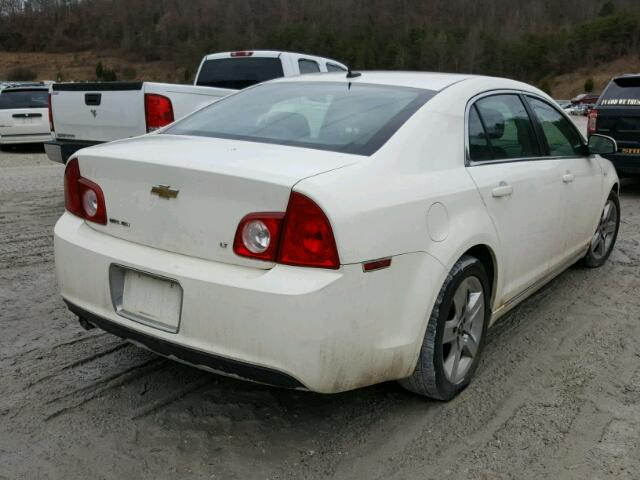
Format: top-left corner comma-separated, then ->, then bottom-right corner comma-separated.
0,142 -> 45,154
621,178 -> 640,197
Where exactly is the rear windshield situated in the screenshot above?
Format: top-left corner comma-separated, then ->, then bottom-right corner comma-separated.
600,77 -> 640,106
0,89 -> 48,109
196,57 -> 285,89
165,82 -> 435,156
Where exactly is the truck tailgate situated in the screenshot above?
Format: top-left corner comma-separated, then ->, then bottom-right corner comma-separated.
51,82 -> 146,143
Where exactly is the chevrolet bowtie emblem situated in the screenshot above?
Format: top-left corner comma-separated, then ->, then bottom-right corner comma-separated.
151,185 -> 180,199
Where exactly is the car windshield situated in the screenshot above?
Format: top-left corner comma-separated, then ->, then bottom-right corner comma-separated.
165,82 -> 435,155
600,77 -> 640,106
0,89 -> 48,109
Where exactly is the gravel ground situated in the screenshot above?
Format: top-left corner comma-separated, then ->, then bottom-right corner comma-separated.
1,127 -> 639,479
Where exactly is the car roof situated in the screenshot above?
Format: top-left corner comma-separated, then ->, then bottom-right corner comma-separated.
204,50 -> 347,68
1,82 -> 50,92
268,71 -> 531,93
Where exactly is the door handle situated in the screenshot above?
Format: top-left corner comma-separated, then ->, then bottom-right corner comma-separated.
492,182 -> 513,198
562,173 -> 575,183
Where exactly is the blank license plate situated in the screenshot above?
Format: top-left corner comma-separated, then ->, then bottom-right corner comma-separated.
119,270 -> 182,333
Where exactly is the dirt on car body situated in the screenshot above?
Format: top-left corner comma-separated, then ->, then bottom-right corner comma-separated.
1,141 -> 639,480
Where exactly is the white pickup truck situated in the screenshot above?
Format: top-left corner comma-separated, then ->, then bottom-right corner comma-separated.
45,50 -> 347,163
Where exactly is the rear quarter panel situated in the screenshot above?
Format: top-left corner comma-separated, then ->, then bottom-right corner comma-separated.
295,97 -> 502,306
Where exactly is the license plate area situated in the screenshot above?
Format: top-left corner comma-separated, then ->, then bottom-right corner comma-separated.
621,147 -> 640,155
109,265 -> 183,333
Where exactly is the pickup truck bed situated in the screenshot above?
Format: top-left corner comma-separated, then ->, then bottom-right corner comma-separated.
46,81 -> 231,163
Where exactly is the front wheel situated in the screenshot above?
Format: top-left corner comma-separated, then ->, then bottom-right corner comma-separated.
582,190 -> 620,268
399,255 -> 490,400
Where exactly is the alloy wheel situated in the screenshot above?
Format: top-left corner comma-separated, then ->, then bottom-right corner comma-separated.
442,276 -> 485,384
589,199 -> 618,261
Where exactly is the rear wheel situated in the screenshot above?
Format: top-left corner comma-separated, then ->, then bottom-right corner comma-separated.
399,255 -> 490,400
582,191 -> 620,268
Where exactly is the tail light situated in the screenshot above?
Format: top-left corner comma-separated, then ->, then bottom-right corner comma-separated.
230,51 -> 254,57
233,192 -> 340,269
144,93 -> 174,132
64,158 -> 107,225
587,109 -> 598,136
48,93 -> 54,132
233,213 -> 284,261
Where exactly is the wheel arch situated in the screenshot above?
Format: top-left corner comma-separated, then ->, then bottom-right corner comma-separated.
462,244 -> 498,311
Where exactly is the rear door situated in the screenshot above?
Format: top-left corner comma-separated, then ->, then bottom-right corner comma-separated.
465,93 -> 566,304
51,82 -> 145,142
0,89 -> 49,137
525,96 -> 602,259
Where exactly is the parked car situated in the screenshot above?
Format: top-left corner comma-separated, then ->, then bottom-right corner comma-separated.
588,74 -> 640,177
45,51 -> 347,164
0,83 -> 52,148
55,72 -> 620,400
571,93 -> 600,106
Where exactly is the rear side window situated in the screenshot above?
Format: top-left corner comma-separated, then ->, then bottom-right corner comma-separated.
471,94 -> 540,161
600,77 -> 640,106
196,58 -> 285,89
468,106 -> 492,161
0,90 -> 48,109
298,59 -> 320,74
527,97 -> 583,156
327,63 -> 347,72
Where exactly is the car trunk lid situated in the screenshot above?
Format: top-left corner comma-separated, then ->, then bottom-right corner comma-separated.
76,135 -> 357,268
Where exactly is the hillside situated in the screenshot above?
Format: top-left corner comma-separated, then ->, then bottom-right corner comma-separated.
1,0 -> 639,97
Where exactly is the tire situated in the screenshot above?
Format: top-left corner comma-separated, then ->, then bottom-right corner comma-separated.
399,255 -> 490,400
581,190 -> 620,268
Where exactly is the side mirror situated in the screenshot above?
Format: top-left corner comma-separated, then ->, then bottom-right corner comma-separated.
588,134 -> 617,155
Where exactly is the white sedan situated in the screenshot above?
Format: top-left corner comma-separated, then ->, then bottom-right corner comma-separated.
55,72 -> 620,400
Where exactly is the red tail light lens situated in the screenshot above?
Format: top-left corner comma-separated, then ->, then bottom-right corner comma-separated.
233,213 -> 284,261
277,193 -> 340,269
230,51 -> 254,57
233,192 -> 340,269
145,93 -> 174,132
64,158 -> 107,225
587,109 -> 598,136
48,93 -> 54,132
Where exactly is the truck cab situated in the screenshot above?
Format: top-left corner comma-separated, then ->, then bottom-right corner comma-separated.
195,51 -> 347,89
46,51 -> 348,164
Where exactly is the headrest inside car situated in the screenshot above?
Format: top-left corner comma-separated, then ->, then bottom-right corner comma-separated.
480,109 -> 505,139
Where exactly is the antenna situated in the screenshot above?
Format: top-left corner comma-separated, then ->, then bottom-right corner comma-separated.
346,68 -> 361,79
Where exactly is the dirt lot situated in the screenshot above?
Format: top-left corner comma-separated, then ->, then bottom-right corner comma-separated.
1,130 -> 639,479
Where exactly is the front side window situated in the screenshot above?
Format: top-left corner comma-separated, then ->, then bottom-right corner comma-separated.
527,97 -> 584,156
470,94 -> 541,161
298,59 -> 321,74
0,90 -> 48,109
166,82 -> 435,156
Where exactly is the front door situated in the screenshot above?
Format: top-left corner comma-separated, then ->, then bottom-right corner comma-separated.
525,96 -> 603,260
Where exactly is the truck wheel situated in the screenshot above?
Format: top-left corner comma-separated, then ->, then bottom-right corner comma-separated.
581,190 -> 620,268
399,255 -> 490,400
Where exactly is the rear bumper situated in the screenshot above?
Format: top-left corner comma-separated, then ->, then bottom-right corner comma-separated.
603,153 -> 640,176
65,300 -> 304,388
0,132 -> 52,145
54,213 -> 444,393
45,139 -> 101,164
